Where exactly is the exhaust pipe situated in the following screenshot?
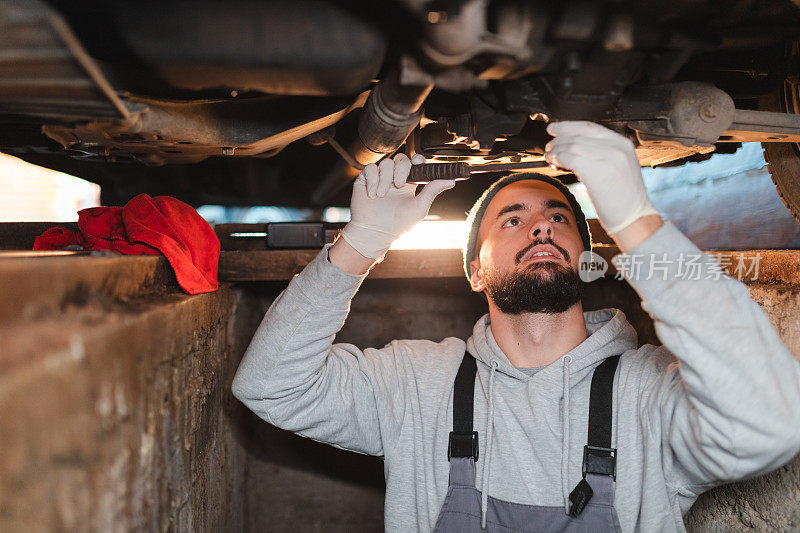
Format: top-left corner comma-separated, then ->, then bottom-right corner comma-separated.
310,68 -> 433,204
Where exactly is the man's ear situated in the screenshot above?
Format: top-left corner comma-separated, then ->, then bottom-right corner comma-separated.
469,257 -> 486,293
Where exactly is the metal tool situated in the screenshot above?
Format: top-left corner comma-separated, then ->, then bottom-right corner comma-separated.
407,161 -> 554,184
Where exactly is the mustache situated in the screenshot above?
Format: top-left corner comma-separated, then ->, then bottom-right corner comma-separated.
516,239 -> 570,264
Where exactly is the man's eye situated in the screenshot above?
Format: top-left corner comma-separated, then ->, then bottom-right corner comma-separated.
552,213 -> 568,223
503,216 -> 521,227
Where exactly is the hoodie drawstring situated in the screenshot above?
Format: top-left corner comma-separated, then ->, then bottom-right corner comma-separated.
561,355 -> 572,514
479,355 -> 574,525
480,360 -> 499,529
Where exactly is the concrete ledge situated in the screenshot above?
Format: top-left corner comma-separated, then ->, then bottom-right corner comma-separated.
218,247 -> 800,285
708,249 -> 800,286
219,248 -> 468,280
0,251 -> 177,325
3,247 -> 797,298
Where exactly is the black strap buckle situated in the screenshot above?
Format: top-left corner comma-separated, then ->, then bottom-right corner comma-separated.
582,445 -> 616,480
568,478 -> 594,517
448,431 -> 479,461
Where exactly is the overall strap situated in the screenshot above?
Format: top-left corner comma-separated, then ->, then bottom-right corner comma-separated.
569,355 -> 621,517
449,351 -> 479,461
587,354 -> 620,456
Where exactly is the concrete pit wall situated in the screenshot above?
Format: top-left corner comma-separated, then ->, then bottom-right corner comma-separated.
0,254 -> 251,531
2,253 -> 799,532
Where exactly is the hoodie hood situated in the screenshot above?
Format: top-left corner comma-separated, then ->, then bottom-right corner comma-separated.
466,307 -> 638,383
465,307 -> 638,526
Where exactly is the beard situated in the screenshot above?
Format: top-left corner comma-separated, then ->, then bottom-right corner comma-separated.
483,259 -> 585,315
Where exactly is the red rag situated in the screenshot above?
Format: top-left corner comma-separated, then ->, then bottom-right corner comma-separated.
31,194 -> 219,295
78,206 -> 160,255
33,226 -> 85,250
123,194 -> 220,294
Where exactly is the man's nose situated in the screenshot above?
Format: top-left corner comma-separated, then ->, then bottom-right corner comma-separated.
528,215 -> 553,240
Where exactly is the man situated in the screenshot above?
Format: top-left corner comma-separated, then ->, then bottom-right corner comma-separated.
232,121 -> 800,532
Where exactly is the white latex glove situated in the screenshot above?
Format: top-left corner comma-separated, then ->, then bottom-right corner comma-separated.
544,121 -> 660,235
340,153 -> 456,259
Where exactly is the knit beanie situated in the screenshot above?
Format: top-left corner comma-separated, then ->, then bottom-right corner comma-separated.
462,173 -> 592,280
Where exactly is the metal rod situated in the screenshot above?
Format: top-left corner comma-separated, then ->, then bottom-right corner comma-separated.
48,12 -> 132,120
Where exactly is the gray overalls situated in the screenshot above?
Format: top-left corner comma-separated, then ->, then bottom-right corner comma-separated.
433,353 -> 623,532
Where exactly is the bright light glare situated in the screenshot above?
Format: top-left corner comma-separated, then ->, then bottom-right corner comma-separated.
390,220 -> 466,250
567,182 -> 597,219
0,152 -> 100,221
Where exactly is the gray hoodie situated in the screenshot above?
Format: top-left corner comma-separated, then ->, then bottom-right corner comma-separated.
232,220 -> 800,532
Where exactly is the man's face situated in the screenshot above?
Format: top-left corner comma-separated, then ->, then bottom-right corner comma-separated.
469,180 -> 586,314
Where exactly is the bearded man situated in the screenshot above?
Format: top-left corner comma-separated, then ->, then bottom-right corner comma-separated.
233,121 -> 800,532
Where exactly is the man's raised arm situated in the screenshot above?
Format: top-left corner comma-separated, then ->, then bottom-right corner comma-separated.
231,154 -> 455,456
546,120 -> 800,498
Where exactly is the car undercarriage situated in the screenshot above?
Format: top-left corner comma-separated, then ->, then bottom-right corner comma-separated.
3,0 -> 800,221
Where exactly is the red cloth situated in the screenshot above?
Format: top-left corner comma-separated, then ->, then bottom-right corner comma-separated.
33,226 -> 86,250
33,194 -> 220,294
79,206 -> 161,255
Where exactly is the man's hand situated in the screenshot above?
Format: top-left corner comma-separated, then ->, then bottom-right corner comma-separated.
544,121 -> 661,236
339,153 -> 456,260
